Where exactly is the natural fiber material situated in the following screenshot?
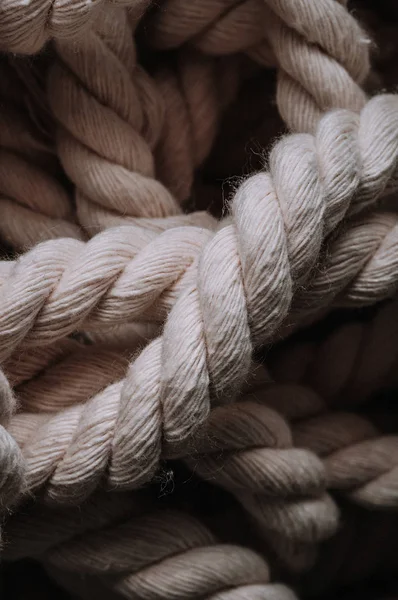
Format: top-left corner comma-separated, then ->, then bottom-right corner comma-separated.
3,492 -> 296,600
1,1 -> 398,598
269,298 -> 398,406
1,95 -> 398,348
145,0 -> 370,131
0,0 -> 150,54
0,371 -> 25,543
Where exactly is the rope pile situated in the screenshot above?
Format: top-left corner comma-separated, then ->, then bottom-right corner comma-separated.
0,0 -> 398,597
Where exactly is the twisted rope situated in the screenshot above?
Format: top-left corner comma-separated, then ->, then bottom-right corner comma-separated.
146,0 -> 370,131
0,372 -> 26,545
8,348 -> 338,560
1,3 -> 397,596
2,495 -> 296,600
153,50 -> 242,202
268,297 -> 398,406
295,413 -> 398,509
0,0 -> 150,54
49,6 -> 181,232
1,111 -> 397,502
1,97 -> 398,359
0,148 -> 83,249
181,383 -> 398,565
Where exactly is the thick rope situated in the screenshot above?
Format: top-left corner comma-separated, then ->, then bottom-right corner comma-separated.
2,496 -> 296,600
1,98 -> 398,358
0,148 -> 83,249
0,0 -> 150,54
49,6 -> 181,232
268,297 -> 398,406
153,50 -> 242,202
146,0 -> 370,131
49,7 -> 233,231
